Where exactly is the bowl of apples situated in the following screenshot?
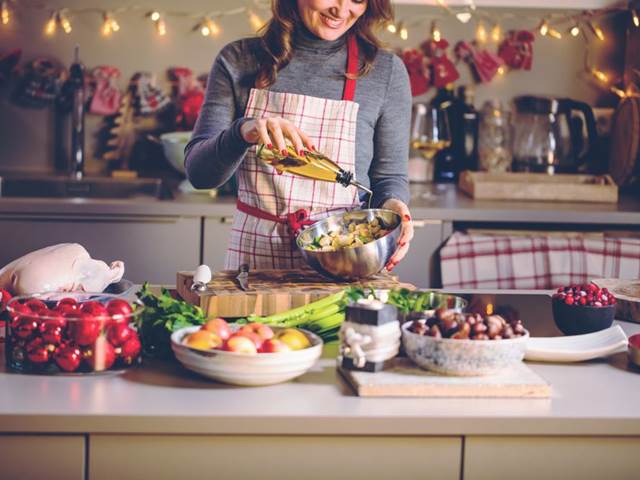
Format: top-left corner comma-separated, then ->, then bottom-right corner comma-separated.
171,318 -> 323,386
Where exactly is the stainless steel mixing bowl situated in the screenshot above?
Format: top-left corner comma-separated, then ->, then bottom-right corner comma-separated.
296,209 -> 402,281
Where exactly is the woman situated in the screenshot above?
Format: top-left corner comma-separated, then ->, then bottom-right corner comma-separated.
185,0 -> 413,271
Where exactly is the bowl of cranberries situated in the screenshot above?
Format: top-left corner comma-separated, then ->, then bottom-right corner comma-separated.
551,283 -> 617,336
402,308 -> 529,376
4,292 -> 142,374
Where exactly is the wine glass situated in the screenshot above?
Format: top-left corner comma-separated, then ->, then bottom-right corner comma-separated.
410,103 -> 451,161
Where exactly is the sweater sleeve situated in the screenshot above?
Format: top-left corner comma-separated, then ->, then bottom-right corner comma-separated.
184,43 -> 253,189
368,53 -> 411,208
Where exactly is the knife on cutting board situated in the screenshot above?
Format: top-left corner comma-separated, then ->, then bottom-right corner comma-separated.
236,263 -> 251,291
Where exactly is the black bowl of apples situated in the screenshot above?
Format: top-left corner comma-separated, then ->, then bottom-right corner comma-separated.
551,283 -> 616,336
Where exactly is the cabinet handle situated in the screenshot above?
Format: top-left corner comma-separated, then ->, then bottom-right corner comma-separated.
412,219 -> 442,228
221,217 -> 234,224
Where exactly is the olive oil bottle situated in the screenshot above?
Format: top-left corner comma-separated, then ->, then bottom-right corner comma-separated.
256,144 -> 373,202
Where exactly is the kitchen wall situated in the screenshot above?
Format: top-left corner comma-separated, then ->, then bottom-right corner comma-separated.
0,0 -> 621,175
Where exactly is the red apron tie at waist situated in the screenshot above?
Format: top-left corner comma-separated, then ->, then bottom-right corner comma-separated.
236,200 -> 315,241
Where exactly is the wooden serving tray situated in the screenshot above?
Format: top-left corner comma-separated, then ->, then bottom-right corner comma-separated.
458,171 -> 618,203
340,358 -> 551,398
176,269 -> 413,318
593,278 -> 640,324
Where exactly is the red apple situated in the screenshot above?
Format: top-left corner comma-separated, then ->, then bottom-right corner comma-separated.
223,335 -> 258,354
106,299 -> 133,322
7,301 -> 30,320
106,322 -> 134,346
25,298 -> 48,313
12,315 -> 39,339
240,322 -> 274,341
259,338 -> 291,353
54,344 -> 82,372
233,331 -> 263,350
80,301 -> 109,319
202,318 -> 232,340
40,322 -> 64,345
56,297 -> 78,310
71,312 -> 102,346
26,337 -> 50,364
119,334 -> 141,365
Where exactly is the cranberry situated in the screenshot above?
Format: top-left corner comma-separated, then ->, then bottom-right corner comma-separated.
120,335 -> 141,364
106,299 -> 133,322
71,313 -> 102,346
565,296 -> 575,305
26,338 -> 50,364
40,322 -> 64,345
80,301 -> 109,319
107,323 -> 133,346
13,316 -> 39,339
25,298 -> 48,313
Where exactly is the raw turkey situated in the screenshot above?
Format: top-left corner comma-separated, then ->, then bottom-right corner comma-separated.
0,243 -> 125,295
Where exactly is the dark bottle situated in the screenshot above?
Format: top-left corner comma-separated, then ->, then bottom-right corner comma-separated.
431,84 -> 458,183
456,86 -> 479,172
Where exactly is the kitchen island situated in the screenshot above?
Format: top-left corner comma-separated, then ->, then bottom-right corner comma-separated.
1,291 -> 639,480
1,183 -> 639,287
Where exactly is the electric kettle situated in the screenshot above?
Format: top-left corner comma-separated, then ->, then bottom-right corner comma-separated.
512,96 -> 598,173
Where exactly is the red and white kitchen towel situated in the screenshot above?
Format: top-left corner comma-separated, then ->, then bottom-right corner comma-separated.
440,232 -> 640,289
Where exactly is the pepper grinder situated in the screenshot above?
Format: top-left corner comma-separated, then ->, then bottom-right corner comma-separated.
339,299 -> 400,372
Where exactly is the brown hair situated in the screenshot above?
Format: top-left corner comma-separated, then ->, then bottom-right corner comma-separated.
255,0 -> 393,88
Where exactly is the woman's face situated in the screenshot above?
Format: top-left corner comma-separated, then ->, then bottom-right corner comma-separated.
297,0 -> 368,41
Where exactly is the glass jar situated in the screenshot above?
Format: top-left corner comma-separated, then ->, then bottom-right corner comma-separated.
5,292 -> 142,374
478,100 -> 513,173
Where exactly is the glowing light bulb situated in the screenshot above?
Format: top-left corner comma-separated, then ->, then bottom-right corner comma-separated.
591,68 -> 608,84
539,19 -> 549,36
491,24 -> 502,42
59,13 -> 72,34
497,66 -> 506,76
386,22 -> 397,33
248,11 -> 264,31
476,22 -> 487,43
548,28 -> 562,39
632,10 -> 640,28
206,18 -> 220,37
610,86 -> 626,98
431,21 -> 441,42
399,25 -> 408,40
456,12 -> 472,24
45,13 -> 57,35
200,25 -> 210,36
150,11 -> 161,22
570,24 -> 580,37
102,13 -> 119,36
1,2 -> 10,26
590,21 -> 605,41
156,18 -> 166,36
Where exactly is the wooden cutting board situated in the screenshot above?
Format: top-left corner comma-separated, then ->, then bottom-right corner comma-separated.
176,269 -> 413,318
458,170 -> 618,203
340,358 -> 551,398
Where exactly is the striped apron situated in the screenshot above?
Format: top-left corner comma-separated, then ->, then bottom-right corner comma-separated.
225,35 -> 361,270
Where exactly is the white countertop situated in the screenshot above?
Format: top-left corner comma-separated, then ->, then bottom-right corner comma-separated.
2,292 -> 639,437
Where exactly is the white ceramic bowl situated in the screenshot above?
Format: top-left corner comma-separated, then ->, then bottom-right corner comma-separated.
401,322 -> 529,376
171,326 -> 323,386
159,131 -> 192,174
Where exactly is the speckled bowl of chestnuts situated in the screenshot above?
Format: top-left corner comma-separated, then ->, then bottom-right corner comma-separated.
401,308 -> 529,376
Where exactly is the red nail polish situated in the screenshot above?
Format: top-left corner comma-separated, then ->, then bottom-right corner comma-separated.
281,149 -> 288,156
399,242 -> 406,247
311,145 -> 317,151
267,143 -> 273,149
299,149 -> 305,156
404,215 -> 411,222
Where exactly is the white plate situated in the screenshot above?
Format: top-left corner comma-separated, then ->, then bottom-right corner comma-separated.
524,325 -> 628,362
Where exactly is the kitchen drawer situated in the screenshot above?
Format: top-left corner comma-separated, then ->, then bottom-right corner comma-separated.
90,434 -> 461,480
464,436 -> 640,480
0,214 -> 200,284
0,434 -> 85,480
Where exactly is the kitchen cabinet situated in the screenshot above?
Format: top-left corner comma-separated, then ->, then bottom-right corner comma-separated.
393,219 -> 452,288
0,213 -> 200,284
89,434 -> 461,480
464,436 -> 640,480
202,215 -> 234,272
0,435 -> 85,480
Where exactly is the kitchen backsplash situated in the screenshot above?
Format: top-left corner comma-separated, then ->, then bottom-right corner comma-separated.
0,0 -> 621,175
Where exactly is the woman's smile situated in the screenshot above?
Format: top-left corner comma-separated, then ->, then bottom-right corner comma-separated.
298,0 -> 367,41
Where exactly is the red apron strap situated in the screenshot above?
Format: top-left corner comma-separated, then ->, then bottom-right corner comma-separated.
342,35 -> 359,101
236,199 -> 314,241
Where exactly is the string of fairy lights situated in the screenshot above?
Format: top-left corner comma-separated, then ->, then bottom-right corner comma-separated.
0,1 -> 269,37
1,0 -> 639,97
383,0 -> 640,98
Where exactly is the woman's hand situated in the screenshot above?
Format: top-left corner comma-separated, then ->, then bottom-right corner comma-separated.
241,116 -> 314,156
381,199 -> 414,272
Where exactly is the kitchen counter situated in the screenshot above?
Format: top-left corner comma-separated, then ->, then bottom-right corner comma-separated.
2,291 -> 639,437
1,183 -> 640,225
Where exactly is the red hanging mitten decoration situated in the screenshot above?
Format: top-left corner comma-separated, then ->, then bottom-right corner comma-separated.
498,30 -> 535,71
89,66 -> 122,115
129,72 -> 171,115
168,67 -> 204,130
422,39 -> 459,88
401,48 -> 431,96
455,41 -> 505,83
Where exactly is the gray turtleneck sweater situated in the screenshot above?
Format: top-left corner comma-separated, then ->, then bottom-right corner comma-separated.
184,28 -> 411,208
